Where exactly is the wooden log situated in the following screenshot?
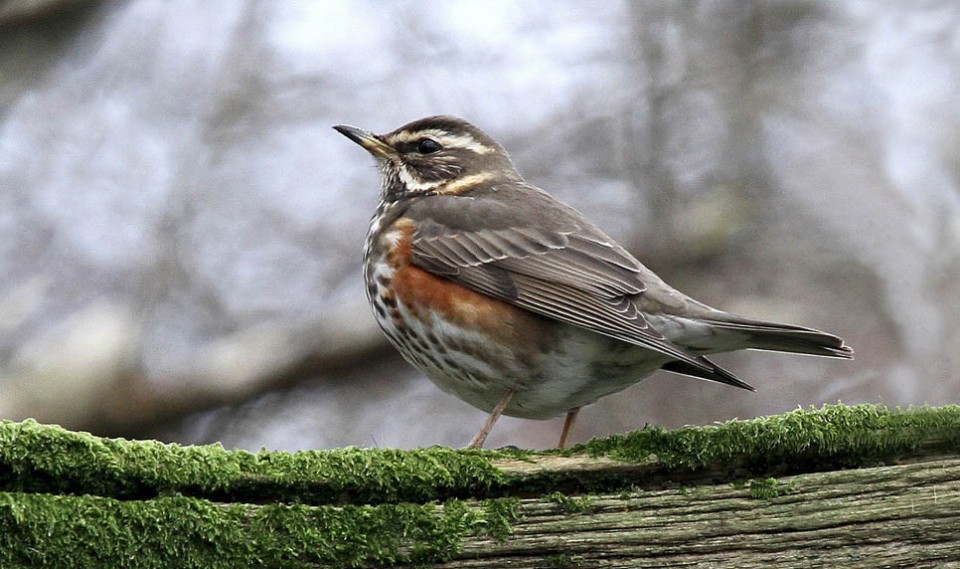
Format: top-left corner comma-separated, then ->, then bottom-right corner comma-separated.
1,404 -> 959,567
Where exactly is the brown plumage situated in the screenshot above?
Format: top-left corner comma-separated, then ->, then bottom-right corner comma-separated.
334,115 -> 853,448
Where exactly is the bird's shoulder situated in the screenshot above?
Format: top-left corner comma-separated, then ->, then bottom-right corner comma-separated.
405,183 -> 653,296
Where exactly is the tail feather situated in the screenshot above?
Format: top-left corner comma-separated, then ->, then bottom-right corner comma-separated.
704,314 -> 854,359
656,311 -> 851,391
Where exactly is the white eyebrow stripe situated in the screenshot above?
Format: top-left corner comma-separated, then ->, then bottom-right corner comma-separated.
390,129 -> 495,154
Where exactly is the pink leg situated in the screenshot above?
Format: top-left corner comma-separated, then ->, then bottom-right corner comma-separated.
467,388 -> 515,449
558,407 -> 581,449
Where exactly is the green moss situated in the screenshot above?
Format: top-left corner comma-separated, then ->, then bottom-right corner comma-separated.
545,491 -> 594,514
747,477 -> 793,499
0,492 -> 520,568
479,496 -> 521,541
2,405 -> 959,566
3,405 -> 959,507
0,421 -> 525,567
0,420 -> 510,505
572,404 -> 960,473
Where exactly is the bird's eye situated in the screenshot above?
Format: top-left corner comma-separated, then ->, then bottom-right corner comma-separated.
416,138 -> 442,154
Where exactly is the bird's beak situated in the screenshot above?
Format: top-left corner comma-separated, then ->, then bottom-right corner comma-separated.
333,124 -> 395,159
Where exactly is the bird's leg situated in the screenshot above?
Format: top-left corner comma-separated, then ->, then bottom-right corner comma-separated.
557,407 -> 581,449
467,388 -> 515,449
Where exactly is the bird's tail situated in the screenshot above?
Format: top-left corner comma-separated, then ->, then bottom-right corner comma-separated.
702,313 -> 854,359
655,310 -> 852,391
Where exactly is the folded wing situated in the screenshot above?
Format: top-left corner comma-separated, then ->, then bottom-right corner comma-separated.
406,187 -> 755,390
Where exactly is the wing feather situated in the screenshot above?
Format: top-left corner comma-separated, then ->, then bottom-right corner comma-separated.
404,191 -> 730,378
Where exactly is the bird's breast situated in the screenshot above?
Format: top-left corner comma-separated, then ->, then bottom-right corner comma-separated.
363,214 -> 669,419
366,216 -> 550,355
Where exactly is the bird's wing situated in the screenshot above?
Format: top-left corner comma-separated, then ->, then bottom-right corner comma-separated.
405,187 -> 753,390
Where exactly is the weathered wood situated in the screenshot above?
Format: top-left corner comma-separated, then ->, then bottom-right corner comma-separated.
2,405 -> 960,567
427,459 -> 960,568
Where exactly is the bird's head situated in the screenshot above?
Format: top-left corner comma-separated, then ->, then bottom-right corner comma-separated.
334,115 -> 520,201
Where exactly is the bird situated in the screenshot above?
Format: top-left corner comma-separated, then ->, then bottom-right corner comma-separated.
333,115 -> 853,449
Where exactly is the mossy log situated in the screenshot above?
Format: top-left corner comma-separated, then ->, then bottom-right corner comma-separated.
1,405 -> 959,568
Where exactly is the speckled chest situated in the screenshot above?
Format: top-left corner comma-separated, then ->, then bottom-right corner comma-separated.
362,201 -> 403,336
362,200 -> 505,397
361,200 -> 665,419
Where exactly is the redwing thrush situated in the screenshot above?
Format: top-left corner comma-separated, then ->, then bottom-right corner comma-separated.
334,115 -> 853,449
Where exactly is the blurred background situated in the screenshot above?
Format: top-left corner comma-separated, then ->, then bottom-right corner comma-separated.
1,0 -> 957,450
